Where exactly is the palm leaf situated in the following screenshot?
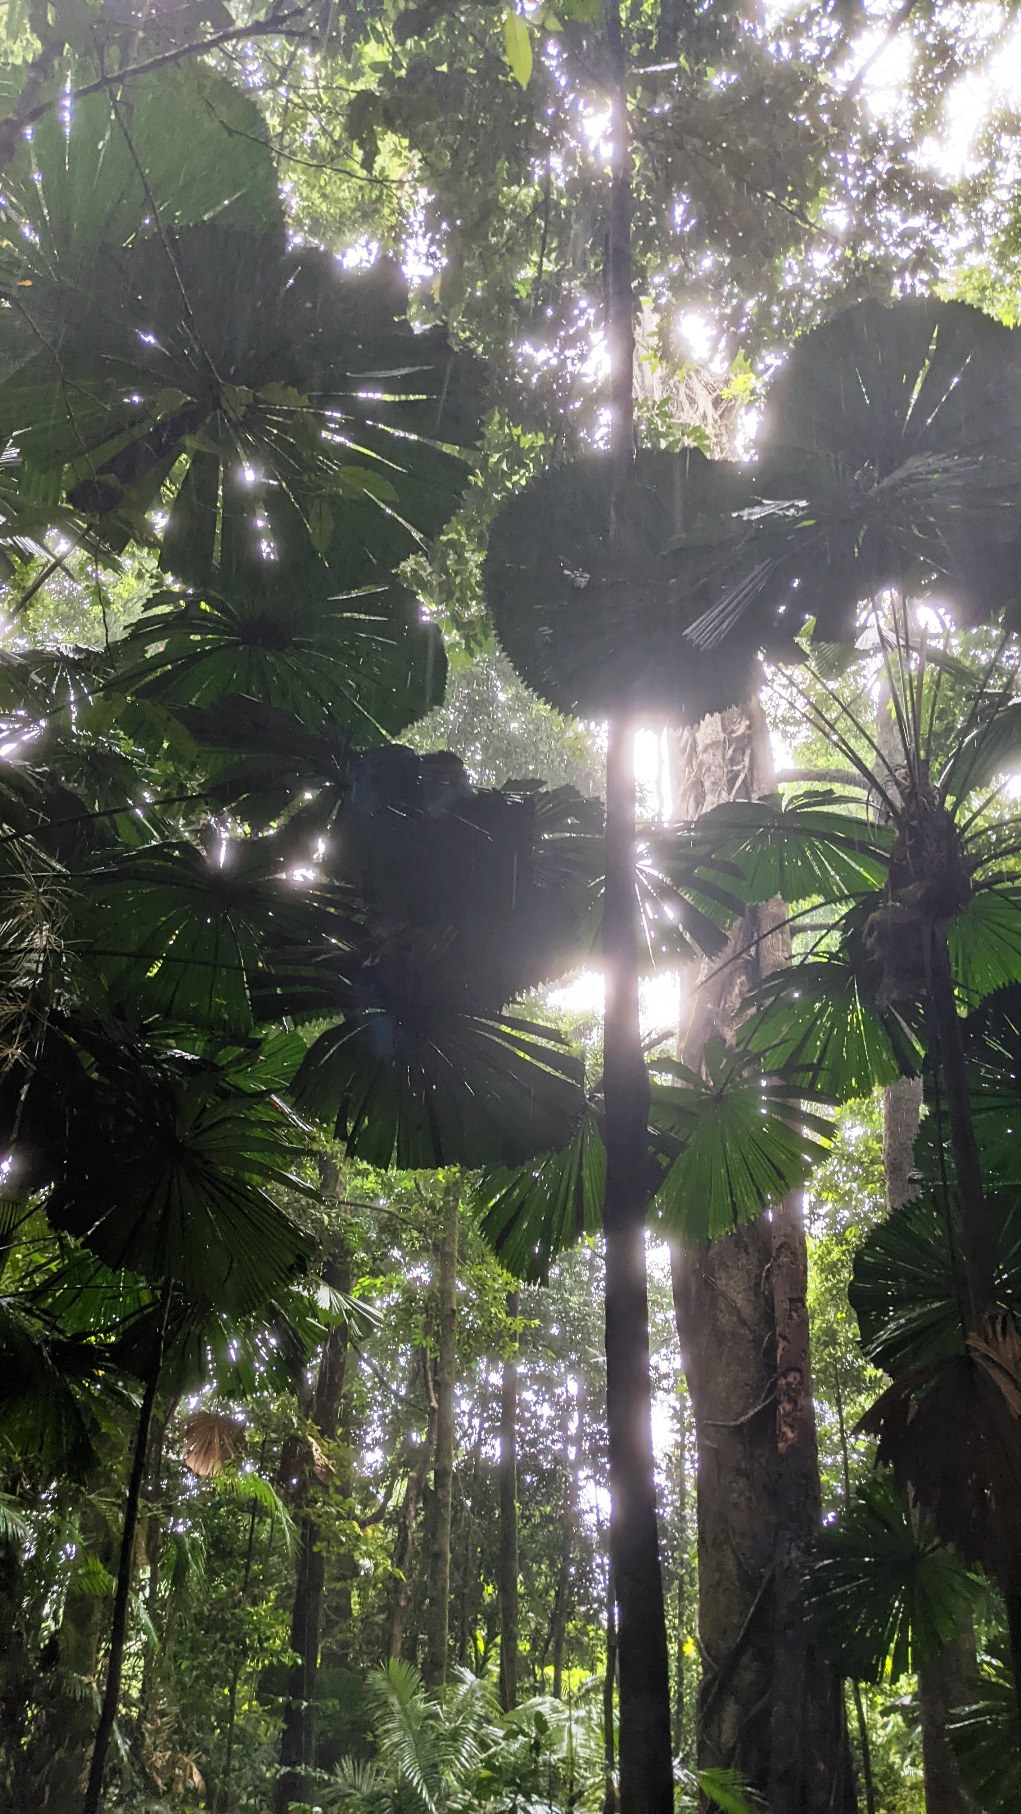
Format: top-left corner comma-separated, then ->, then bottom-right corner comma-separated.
79,838 -> 344,1031
950,1657 -> 1021,1814
738,959 -> 922,1102
648,1039 -> 831,1246
294,1010 -> 584,1170
477,1110 -> 605,1280
681,794 -> 891,909
686,298 -> 1021,651
806,1472 -> 983,1683
484,449 -> 767,723
118,577 -> 446,738
948,887 -> 1021,1004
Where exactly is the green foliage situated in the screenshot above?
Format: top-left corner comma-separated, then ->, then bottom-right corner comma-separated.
807,1473 -> 983,1684
649,1040 -> 831,1246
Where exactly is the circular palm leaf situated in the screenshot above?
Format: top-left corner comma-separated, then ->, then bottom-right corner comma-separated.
687,298 -> 1021,651
484,450 -> 766,722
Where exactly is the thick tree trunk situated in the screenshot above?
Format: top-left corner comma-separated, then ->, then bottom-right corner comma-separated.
498,1290 -> 520,1711
671,702 -> 853,1811
275,1211 -> 353,1814
423,1178 -> 459,1688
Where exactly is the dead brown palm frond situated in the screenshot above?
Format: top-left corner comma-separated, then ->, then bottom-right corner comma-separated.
181,1410 -> 245,1479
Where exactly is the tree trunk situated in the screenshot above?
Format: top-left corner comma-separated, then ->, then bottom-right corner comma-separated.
84,1294 -> 170,1814
498,1289 -> 520,1711
389,1349 -> 438,1661
603,717 -> 675,1814
423,1178 -> 458,1688
673,1391 -> 688,1759
671,702 -> 853,1811
275,1207 -> 353,1814
603,1562 -> 619,1814
882,1075 -> 979,1814
551,1385 -> 583,1698
598,0 -> 675,1794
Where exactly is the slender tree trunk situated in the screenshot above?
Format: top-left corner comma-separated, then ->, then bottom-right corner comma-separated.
603,1562 -> 619,1814
551,1386 -> 583,1699
275,1205 -> 353,1814
671,702 -> 853,1810
597,0 -> 675,1796
84,1292 -> 170,1814
882,1072 -> 979,1814
673,1391 -> 688,1759
389,1350 -> 438,1660
423,1178 -> 458,1688
603,716 -> 675,1814
834,1374 -> 877,1814
498,1289 -> 520,1712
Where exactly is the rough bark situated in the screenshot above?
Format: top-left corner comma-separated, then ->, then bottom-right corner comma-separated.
275,1208 -> 353,1814
671,702 -> 853,1811
423,1178 -> 459,1688
498,1289 -> 520,1712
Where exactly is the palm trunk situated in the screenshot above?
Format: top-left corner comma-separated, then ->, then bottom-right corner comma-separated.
603,716 -> 675,1814
498,1289 -> 520,1711
423,1178 -> 458,1688
597,0 -> 675,1780
84,1293 -> 170,1814
882,1071 -> 979,1814
672,702 -> 853,1809
275,1219 -> 353,1814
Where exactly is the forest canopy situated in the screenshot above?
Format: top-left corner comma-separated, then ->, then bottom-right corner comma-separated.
3,4 -> 1021,1814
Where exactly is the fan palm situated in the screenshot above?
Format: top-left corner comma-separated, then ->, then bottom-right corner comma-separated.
485,294 -> 1021,1803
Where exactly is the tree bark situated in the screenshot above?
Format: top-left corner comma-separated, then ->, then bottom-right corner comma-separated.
498,1289 -> 520,1711
275,1206 -> 353,1814
423,1178 -> 459,1688
671,701 -> 853,1811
